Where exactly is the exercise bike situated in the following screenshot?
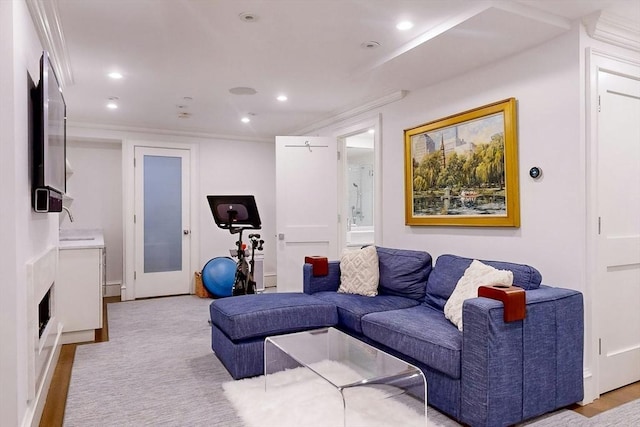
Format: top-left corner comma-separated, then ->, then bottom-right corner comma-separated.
207,195 -> 264,296
229,230 -> 264,295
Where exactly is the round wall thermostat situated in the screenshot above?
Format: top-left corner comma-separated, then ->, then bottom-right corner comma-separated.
529,167 -> 542,179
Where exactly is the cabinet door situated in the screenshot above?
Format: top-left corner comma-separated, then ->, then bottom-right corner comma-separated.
57,248 -> 102,332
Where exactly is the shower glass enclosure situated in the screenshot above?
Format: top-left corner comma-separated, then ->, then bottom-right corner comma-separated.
344,131 -> 374,247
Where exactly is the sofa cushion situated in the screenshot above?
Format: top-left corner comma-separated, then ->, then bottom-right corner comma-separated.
361,305 -> 462,379
444,260 -> 513,331
425,254 -> 542,310
311,291 -> 420,334
338,246 -> 379,296
376,246 -> 432,300
209,293 -> 338,341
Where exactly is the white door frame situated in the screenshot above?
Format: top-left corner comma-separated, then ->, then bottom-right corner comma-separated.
333,114 -> 383,250
585,48 -> 640,403
122,140 -> 199,301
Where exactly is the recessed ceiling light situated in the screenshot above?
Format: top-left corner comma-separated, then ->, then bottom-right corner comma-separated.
368,129 -> 375,134
241,117 -> 251,123
108,72 -> 123,79
396,21 -> 414,31
107,97 -> 118,109
277,95 -> 288,102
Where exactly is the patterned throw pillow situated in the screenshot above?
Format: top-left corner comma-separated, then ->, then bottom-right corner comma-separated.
444,259 -> 513,331
338,246 -> 379,297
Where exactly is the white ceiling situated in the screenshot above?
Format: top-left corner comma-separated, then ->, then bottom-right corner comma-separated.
39,0 -> 639,140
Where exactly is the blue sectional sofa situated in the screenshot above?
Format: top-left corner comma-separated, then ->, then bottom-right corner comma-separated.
209,247 -> 584,426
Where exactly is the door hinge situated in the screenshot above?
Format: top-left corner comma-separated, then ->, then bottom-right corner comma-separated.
598,217 -> 601,235
338,214 -> 341,223
134,157 -> 136,167
134,214 -> 137,224
599,338 -> 602,355
598,95 -> 601,112
337,151 -> 341,161
134,271 -> 137,280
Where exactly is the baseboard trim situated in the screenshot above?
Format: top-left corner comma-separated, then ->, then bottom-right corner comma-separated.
104,281 -> 122,297
60,330 -> 96,345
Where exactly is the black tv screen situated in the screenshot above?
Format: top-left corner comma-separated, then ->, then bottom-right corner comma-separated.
32,51 -> 66,212
43,52 -> 66,194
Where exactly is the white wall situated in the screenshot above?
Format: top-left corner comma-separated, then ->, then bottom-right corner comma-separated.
63,139 -> 123,284
197,138 -> 276,279
0,1 -> 59,425
319,27 -> 584,292
391,29 -> 583,289
66,126 -> 277,287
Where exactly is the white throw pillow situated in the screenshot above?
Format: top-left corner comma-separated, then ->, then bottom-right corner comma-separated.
444,260 -> 513,331
338,246 -> 379,297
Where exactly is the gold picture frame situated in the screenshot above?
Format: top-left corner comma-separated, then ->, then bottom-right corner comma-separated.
404,98 -> 520,227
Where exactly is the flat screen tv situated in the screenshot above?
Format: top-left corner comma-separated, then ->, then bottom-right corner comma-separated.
32,51 -> 66,213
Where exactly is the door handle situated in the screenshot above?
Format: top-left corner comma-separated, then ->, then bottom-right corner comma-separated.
183,229 -> 190,235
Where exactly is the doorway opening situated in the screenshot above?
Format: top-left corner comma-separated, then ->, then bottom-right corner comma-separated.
336,115 -> 381,252
343,130 -> 375,248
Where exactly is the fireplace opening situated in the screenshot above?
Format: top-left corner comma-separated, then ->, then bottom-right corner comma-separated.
38,287 -> 52,338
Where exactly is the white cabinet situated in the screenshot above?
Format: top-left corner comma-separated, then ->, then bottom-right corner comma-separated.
57,247 -> 105,343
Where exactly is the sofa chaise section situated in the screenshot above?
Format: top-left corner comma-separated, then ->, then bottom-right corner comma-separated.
209,293 -> 338,379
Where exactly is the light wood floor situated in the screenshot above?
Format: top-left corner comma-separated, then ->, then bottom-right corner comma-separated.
39,297 -> 640,426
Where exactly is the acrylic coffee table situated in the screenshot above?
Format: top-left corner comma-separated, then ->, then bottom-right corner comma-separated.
264,327 -> 427,427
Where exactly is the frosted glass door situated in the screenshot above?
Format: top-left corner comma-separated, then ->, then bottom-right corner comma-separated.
134,147 -> 191,298
143,155 -> 182,273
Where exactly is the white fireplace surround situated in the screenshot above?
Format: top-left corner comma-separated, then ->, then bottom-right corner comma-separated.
25,246 -> 63,427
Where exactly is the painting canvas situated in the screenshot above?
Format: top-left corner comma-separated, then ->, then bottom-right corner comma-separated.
404,98 -> 520,227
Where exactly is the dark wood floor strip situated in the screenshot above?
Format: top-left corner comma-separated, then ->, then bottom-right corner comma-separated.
39,344 -> 76,427
571,381 -> 640,418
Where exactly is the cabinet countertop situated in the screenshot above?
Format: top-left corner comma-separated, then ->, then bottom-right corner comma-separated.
59,228 -> 105,250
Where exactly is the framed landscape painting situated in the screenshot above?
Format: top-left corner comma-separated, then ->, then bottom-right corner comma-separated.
404,98 -> 520,227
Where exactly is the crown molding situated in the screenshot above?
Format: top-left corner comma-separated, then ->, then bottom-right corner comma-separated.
292,90 -> 408,135
583,10 -> 640,53
25,0 -> 74,87
67,121 -> 274,144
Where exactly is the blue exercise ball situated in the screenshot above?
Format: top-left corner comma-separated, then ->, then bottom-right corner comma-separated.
202,257 -> 236,297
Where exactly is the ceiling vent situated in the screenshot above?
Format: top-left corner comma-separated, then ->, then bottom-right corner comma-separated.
239,12 -> 258,23
229,86 -> 258,95
361,41 -> 381,49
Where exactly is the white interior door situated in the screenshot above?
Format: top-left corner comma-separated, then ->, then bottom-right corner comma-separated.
597,69 -> 640,393
134,146 -> 191,298
276,136 -> 337,292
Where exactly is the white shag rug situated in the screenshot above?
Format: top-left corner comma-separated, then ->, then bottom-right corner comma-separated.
223,360 -> 426,427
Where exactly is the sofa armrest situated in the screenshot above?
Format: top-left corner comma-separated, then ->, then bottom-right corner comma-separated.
460,286 -> 584,426
303,261 -> 341,294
